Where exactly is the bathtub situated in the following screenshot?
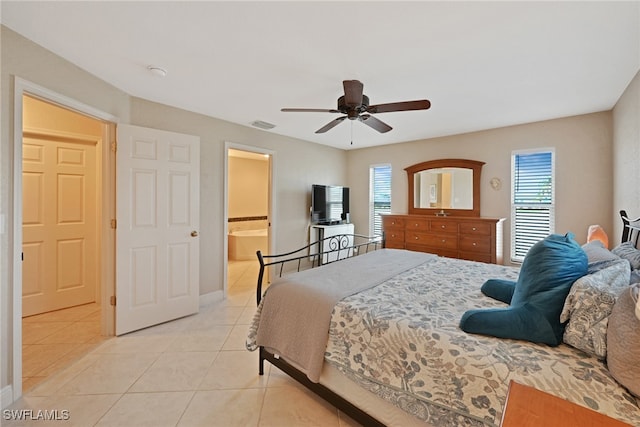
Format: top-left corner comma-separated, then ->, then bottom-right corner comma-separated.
228,229 -> 268,261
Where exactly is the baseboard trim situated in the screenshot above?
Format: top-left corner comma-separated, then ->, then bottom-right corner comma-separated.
1,385 -> 14,409
199,290 -> 223,307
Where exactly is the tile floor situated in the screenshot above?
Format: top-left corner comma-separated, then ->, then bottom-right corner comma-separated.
22,302 -> 107,392
6,260 -> 360,427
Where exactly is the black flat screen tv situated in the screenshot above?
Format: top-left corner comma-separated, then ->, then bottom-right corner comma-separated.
311,184 -> 350,225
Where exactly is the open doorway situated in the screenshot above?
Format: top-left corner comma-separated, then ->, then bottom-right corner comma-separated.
20,94 -> 112,392
225,146 -> 273,300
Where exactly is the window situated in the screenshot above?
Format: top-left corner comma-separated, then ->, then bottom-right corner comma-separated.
511,150 -> 555,262
369,164 -> 391,236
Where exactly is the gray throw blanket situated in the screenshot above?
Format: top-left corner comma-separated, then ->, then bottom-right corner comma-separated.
252,249 -> 434,382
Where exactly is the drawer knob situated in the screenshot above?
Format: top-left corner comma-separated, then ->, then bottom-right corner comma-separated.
472,227 -> 477,231
442,239 -> 446,243
441,225 -> 445,229
473,242 -> 477,246
415,236 -> 419,240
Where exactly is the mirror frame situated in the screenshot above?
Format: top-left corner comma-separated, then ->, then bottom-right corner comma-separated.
405,158 -> 484,217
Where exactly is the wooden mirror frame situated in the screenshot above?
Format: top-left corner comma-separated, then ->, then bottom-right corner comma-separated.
405,159 -> 484,217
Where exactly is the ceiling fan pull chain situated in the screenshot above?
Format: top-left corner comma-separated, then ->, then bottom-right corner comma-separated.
350,121 -> 354,145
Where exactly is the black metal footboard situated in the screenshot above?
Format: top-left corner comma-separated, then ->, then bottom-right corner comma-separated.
255,233 -> 384,305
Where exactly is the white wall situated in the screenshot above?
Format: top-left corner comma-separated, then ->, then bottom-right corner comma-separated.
347,112 -> 614,261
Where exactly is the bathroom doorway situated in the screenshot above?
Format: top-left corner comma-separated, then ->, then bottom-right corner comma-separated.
225,145 -> 274,299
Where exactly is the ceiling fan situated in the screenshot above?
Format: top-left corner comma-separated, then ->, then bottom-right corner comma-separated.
281,80 -> 431,134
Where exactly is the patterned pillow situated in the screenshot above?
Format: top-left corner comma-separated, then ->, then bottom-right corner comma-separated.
607,284 -> 640,397
612,241 -> 640,270
560,259 -> 630,359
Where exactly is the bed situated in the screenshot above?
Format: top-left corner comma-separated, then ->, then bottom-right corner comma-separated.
246,217 -> 640,426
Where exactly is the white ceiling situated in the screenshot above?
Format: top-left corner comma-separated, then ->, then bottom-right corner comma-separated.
2,1 -> 639,150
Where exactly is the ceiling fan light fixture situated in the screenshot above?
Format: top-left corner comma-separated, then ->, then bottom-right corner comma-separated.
251,120 -> 276,130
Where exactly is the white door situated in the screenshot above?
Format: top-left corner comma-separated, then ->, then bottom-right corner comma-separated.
116,124 -> 200,335
22,132 -> 98,316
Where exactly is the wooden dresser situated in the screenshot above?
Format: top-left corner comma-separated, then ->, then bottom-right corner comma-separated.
382,214 -> 505,264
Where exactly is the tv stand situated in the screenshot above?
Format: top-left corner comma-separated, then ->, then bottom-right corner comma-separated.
310,223 -> 355,265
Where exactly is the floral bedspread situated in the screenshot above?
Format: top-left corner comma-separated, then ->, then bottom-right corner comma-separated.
324,256 -> 640,426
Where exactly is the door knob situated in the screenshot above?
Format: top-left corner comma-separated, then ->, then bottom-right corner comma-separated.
191,231 -> 199,237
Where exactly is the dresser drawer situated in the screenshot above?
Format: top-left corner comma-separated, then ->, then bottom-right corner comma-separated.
406,218 -> 430,231
383,216 -> 405,230
430,220 -> 458,233
422,233 -> 458,250
459,235 -> 491,253
385,230 -> 405,245
459,222 -> 491,236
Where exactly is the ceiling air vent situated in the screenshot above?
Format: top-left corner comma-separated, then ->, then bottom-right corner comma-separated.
251,120 -> 276,130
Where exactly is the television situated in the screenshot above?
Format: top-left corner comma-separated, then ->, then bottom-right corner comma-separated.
311,184 -> 350,225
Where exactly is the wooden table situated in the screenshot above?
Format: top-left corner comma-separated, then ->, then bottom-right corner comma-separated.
500,380 -> 632,427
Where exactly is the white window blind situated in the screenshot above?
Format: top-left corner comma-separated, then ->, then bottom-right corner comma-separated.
511,150 -> 554,262
369,165 -> 391,236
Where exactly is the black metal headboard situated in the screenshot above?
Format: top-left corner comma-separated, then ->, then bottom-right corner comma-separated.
620,210 -> 640,247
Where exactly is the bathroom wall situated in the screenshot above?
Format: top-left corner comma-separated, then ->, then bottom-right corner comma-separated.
228,154 -> 269,233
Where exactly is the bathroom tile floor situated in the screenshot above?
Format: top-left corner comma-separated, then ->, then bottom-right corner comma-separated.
6,260 -> 360,427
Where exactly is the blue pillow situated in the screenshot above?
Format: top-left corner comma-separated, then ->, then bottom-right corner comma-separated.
460,233 -> 588,346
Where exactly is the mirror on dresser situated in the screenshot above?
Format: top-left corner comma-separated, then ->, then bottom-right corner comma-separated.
405,159 -> 484,217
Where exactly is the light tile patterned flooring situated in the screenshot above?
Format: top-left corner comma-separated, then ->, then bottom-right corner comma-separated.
6,261 -> 360,426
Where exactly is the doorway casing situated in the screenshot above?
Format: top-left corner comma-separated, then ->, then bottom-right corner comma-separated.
11,77 -> 118,403
223,141 -> 276,296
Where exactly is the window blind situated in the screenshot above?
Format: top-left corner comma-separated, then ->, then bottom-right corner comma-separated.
511,151 -> 554,262
369,165 -> 391,236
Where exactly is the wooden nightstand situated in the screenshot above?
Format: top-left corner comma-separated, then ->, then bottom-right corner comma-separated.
500,380 -> 632,427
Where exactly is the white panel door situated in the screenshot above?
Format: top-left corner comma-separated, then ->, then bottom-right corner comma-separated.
22,133 -> 98,316
116,124 -> 200,335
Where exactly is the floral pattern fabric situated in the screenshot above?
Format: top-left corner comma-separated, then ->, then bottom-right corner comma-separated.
324,256 -> 640,427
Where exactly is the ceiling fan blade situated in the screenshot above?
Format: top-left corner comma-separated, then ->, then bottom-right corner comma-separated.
366,99 -> 431,114
281,108 -> 340,113
343,80 -> 364,106
315,116 -> 347,133
358,114 -> 392,133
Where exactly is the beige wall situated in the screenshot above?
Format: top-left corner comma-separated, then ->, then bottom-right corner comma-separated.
613,69 -> 640,239
228,156 -> 269,219
23,95 -> 104,136
347,112 -> 614,261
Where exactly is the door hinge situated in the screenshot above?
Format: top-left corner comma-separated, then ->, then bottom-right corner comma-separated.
111,141 -> 117,152
110,219 -> 117,229
110,296 -> 116,306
